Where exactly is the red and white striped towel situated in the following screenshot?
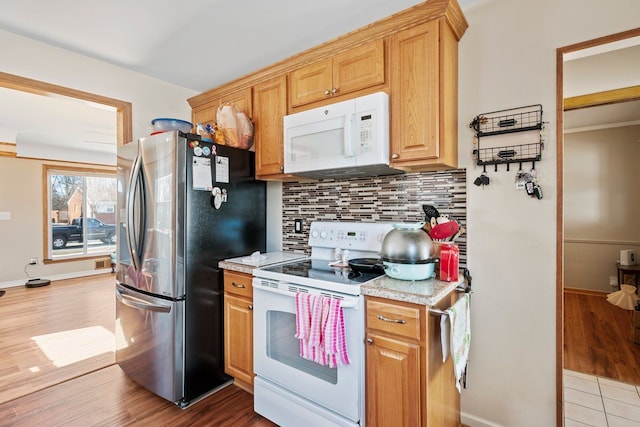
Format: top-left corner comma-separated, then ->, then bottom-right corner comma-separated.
294,292 -> 350,367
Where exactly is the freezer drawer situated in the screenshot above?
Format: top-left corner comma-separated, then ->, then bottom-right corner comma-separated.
115,283 -> 184,404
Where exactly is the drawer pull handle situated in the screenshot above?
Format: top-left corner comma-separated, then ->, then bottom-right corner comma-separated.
232,282 -> 246,288
377,314 -> 406,324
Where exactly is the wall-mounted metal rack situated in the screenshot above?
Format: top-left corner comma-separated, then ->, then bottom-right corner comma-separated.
470,104 -> 544,168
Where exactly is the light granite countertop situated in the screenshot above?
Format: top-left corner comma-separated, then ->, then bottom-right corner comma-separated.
361,274 -> 465,306
219,251 -> 307,275
221,252 -> 465,307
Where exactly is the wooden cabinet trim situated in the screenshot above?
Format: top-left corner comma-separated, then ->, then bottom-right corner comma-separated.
187,0 -> 467,109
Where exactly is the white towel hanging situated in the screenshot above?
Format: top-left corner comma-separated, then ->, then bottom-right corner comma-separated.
440,294 -> 471,393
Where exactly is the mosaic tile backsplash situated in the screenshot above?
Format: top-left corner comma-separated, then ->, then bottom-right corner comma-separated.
282,169 -> 467,266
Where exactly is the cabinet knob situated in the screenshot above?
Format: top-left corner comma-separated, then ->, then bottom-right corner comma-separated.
391,153 -> 399,159
248,304 -> 253,311
366,338 -> 374,345
280,165 -> 284,171
324,89 -> 331,96
231,282 -> 246,288
331,87 -> 338,94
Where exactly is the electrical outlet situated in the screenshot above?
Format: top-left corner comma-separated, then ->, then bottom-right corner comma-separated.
294,219 -> 303,234
29,257 -> 38,265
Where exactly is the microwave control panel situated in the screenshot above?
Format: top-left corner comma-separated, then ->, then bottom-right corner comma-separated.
357,112 -> 375,153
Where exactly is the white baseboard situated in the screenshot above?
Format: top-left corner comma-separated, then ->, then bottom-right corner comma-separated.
461,412 -> 504,427
0,269 -> 113,289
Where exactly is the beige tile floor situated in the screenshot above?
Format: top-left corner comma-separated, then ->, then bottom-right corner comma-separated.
565,370 -> 640,426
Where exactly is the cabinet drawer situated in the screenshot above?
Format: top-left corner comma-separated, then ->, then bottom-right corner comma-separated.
366,298 -> 421,341
223,271 -> 253,299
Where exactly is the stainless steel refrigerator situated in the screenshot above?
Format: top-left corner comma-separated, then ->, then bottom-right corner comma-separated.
115,130 -> 266,408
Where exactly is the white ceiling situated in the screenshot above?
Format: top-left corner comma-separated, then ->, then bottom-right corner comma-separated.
0,0 -> 637,160
0,0 -> 478,162
0,0 -> 480,92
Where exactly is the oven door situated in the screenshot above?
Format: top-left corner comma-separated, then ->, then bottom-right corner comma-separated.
253,279 -> 363,422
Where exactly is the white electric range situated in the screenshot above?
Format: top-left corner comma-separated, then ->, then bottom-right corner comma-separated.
252,221 -> 393,427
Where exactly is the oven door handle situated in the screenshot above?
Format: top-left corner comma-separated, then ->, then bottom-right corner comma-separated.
253,283 -> 359,309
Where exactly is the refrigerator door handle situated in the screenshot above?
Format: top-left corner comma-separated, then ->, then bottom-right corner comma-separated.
126,152 -> 146,271
116,287 -> 171,313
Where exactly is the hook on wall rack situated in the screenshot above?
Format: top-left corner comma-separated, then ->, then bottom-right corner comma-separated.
470,104 -> 544,170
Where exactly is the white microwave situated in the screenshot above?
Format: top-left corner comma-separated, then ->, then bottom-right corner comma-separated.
283,91 -> 403,179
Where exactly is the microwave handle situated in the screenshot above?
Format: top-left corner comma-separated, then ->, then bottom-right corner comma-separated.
344,113 -> 355,157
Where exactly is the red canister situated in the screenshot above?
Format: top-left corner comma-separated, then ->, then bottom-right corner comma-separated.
439,243 -> 459,282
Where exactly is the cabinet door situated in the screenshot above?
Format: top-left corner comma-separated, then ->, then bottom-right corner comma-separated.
191,87 -> 252,128
289,40 -> 385,108
289,60 -> 332,108
220,87 -> 253,118
224,294 -> 254,385
192,99 -> 219,128
366,332 -> 421,427
389,20 -> 440,163
333,39 -> 385,98
253,75 -> 287,177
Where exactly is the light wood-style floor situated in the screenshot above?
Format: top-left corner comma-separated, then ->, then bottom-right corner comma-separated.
0,274 -> 115,404
0,274 -> 275,426
564,288 -> 640,385
0,365 -> 274,427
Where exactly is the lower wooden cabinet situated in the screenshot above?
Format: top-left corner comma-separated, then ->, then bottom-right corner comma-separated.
223,270 -> 254,392
366,331 -> 422,426
365,295 -> 460,427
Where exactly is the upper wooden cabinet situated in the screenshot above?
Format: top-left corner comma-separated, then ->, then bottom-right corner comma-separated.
389,18 -> 459,170
289,39 -> 385,108
191,87 -> 252,128
253,75 -> 290,179
187,0 -> 467,179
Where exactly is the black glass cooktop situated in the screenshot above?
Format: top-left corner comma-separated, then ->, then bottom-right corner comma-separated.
261,259 -> 383,286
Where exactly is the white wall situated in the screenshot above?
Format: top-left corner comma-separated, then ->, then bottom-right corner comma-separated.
564,125 -> 640,291
0,29 -> 284,284
458,0 -> 640,425
0,29 -> 196,141
0,29 -> 197,284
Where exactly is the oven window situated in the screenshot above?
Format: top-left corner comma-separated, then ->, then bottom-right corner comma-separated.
266,310 -> 338,385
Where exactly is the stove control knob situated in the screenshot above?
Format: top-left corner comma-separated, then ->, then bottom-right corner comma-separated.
311,229 -> 319,238
320,229 -> 328,239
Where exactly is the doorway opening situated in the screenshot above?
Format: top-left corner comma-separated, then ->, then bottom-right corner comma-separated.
557,27 -> 640,424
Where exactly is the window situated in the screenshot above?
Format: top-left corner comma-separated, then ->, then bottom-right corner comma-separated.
46,166 -> 117,260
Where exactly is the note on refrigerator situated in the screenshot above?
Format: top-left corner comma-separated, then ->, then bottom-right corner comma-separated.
215,156 -> 230,183
192,157 -> 212,191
